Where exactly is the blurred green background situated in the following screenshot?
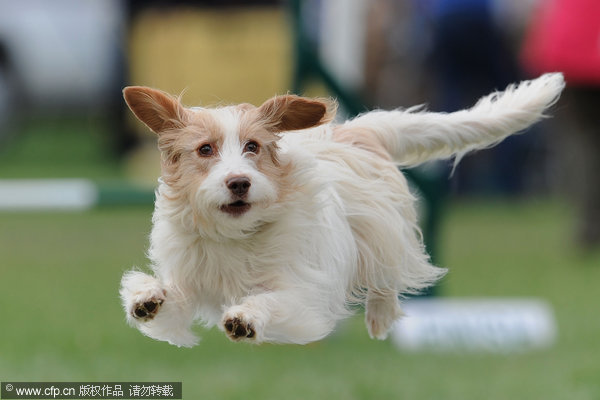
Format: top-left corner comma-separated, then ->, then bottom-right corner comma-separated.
1,201 -> 599,399
0,1 -> 599,399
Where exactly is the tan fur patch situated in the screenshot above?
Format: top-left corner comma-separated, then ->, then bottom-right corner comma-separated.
332,125 -> 392,161
160,111 -> 223,189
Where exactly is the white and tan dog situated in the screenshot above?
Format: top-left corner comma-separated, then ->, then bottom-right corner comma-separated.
120,73 -> 564,347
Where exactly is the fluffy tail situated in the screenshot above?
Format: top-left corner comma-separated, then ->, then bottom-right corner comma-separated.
342,73 -> 565,167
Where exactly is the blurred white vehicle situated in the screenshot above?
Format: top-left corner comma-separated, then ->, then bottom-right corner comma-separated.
0,0 -> 124,124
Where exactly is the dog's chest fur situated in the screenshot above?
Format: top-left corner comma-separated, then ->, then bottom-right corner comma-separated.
148,170 -> 356,325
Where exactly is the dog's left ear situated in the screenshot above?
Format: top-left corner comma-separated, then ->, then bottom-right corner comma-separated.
258,95 -> 336,132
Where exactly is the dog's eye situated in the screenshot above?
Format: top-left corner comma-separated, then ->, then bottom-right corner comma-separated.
244,141 -> 260,154
198,144 -> 214,157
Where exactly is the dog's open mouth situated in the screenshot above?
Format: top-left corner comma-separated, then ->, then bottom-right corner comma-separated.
220,200 -> 251,216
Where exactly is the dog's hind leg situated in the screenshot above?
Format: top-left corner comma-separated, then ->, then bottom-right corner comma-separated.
365,290 -> 404,340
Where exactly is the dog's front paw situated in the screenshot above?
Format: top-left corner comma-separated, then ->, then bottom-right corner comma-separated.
120,271 -> 167,323
224,317 -> 256,340
132,296 -> 164,321
221,308 -> 262,342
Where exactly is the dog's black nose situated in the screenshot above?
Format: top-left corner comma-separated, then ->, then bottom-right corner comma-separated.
226,176 -> 251,197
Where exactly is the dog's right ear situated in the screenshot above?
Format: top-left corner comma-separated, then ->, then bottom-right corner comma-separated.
123,86 -> 188,134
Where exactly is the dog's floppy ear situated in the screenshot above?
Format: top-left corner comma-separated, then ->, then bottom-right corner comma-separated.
123,86 -> 188,134
258,95 -> 336,132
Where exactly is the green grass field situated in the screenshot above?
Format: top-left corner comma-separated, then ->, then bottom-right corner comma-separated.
1,200 -> 598,399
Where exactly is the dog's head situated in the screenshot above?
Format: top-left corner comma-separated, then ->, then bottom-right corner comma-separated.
123,87 -> 335,237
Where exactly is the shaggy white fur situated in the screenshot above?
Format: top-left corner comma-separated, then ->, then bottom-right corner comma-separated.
120,73 -> 564,346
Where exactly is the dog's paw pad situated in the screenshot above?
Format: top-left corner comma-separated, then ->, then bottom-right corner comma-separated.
224,317 -> 256,341
132,298 -> 164,321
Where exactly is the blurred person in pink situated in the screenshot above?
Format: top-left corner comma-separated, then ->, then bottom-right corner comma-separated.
522,0 -> 600,250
